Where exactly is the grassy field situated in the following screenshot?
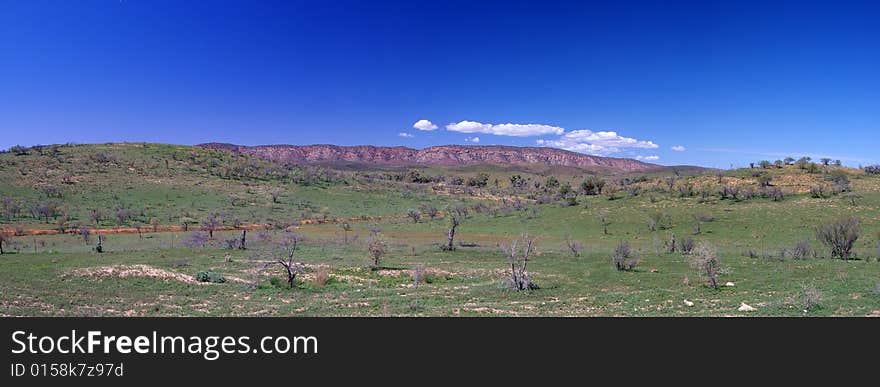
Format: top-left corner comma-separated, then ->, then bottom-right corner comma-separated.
1,144 -> 879,316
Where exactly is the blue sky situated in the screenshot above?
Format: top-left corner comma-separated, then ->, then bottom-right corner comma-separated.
1,0 -> 878,168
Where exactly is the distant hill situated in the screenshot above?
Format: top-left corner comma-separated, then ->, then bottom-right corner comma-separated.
198,143 -> 667,173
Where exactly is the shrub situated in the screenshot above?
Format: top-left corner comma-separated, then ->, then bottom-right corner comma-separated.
680,238 -> 695,255
411,264 -> 426,289
801,285 -> 822,312
312,268 -> 331,288
612,241 -> 639,271
181,231 -> 208,248
690,242 -> 721,289
195,271 -> 226,283
367,235 -> 388,267
791,240 -> 814,260
815,217 -> 859,260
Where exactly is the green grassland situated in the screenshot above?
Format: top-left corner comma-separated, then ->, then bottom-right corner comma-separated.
1,144 -> 878,316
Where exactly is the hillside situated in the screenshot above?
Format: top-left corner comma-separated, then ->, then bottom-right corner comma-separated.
198,143 -> 666,172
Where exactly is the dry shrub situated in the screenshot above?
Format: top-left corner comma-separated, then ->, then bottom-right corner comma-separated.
690,242 -> 720,289
792,239 -> 814,260
815,217 -> 859,260
612,241 -> 639,271
312,268 -> 330,288
802,285 -> 822,312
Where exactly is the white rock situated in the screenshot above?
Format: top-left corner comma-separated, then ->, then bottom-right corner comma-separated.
725,282 -> 735,287
738,302 -> 756,312
683,300 -> 695,307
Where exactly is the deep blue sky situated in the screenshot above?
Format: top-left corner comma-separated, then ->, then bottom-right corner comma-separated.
2,0 -> 878,167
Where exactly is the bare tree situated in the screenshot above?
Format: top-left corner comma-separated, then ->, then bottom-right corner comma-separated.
420,204 -> 439,220
599,209 -> 608,235
815,217 -> 859,260
0,233 -> 6,254
441,215 -> 461,251
150,217 -> 161,232
79,226 -> 92,244
502,233 -> 537,290
266,233 -> 303,287
200,213 -> 221,239
690,242 -> 721,289
565,234 -> 583,257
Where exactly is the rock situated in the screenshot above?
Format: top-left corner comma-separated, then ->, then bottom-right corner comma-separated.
725,282 -> 735,287
738,302 -> 756,312
683,300 -> 695,307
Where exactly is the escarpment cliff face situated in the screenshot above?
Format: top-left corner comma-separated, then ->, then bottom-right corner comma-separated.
198,143 -> 662,172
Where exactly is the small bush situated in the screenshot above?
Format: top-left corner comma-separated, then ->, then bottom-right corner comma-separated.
680,238 -> 695,255
195,271 -> 226,283
312,268 -> 331,288
815,217 -> 859,260
802,285 -> 822,312
791,240 -> 814,260
612,241 -> 639,271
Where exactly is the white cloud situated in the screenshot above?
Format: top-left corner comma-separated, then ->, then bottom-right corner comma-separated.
671,145 -> 686,152
536,129 -> 658,155
398,132 -> 414,138
464,136 -> 480,143
446,120 -> 564,137
413,119 -> 438,131
636,155 -> 660,161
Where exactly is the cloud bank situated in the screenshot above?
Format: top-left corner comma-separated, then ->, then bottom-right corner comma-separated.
446,121 -> 564,137
536,130 -> 658,155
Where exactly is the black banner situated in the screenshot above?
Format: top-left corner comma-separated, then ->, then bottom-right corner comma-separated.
0,318 -> 875,384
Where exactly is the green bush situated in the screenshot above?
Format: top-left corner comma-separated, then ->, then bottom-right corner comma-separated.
195,271 -> 226,283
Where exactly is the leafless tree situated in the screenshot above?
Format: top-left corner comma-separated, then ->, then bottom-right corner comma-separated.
815,217 -> 859,260
150,217 -> 160,232
441,215 -> 461,251
565,233 -> 583,257
79,226 -> 92,244
690,242 -> 721,289
599,209 -> 608,235
502,233 -> 537,290
0,233 -> 6,254
420,204 -> 439,220
266,233 -> 304,287
200,213 -> 221,239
